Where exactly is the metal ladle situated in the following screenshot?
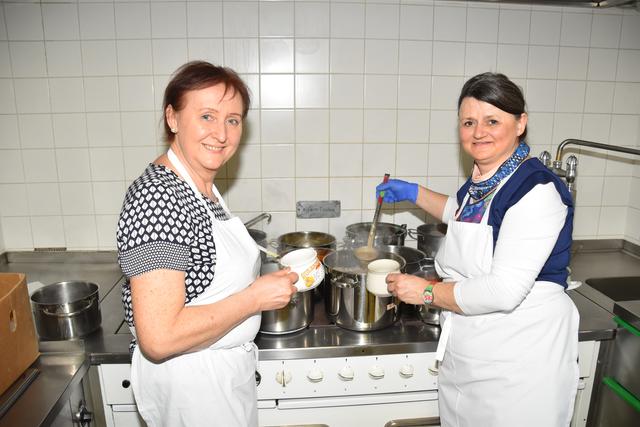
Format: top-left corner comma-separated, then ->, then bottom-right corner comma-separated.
355,173 -> 390,262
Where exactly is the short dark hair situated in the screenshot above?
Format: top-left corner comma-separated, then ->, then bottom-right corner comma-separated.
162,61 -> 251,142
458,72 -> 528,140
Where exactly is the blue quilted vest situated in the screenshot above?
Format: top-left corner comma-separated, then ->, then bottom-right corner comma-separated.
456,158 -> 574,288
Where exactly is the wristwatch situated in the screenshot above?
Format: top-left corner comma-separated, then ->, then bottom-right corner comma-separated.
422,284 -> 434,305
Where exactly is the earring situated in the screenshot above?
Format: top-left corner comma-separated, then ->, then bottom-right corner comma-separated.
170,128 -> 177,134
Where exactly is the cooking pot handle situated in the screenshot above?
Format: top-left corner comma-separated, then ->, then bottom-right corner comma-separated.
406,228 -> 420,240
331,274 -> 357,289
42,299 -> 95,317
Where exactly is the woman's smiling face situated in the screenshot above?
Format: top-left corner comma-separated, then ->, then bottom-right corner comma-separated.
166,83 -> 244,178
458,97 -> 527,174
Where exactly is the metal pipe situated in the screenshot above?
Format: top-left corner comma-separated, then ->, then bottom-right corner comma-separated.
555,139 -> 640,162
243,212 -> 272,228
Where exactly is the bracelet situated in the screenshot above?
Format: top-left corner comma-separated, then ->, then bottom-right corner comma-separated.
422,284 -> 434,305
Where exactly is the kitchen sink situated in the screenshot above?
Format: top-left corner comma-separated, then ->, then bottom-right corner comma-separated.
580,276 -> 640,313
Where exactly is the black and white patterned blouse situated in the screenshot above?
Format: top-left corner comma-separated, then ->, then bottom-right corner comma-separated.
116,163 -> 230,339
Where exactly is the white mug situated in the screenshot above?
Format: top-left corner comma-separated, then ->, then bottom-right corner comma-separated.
366,259 -> 400,297
280,248 -> 325,292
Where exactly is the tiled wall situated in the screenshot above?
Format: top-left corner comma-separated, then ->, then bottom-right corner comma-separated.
0,0 -> 639,251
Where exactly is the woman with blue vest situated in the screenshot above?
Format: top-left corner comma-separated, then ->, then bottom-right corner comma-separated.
381,72 -> 578,427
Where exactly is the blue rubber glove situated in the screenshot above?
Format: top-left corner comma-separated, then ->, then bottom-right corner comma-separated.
376,179 -> 419,204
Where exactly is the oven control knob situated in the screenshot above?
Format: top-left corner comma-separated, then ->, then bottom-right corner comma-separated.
368,365 -> 385,379
307,368 -> 323,383
276,370 -> 292,387
338,366 -> 355,381
399,364 -> 414,378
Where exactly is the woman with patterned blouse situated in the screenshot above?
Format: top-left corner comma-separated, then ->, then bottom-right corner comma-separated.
116,61 -> 297,427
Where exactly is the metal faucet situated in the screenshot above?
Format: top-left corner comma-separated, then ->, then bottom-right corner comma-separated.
243,212 -> 272,228
539,138 -> 640,200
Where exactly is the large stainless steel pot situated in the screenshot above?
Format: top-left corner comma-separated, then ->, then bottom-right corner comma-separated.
377,245 -> 431,275
275,231 -> 337,254
30,281 -> 101,340
345,222 -> 407,247
323,250 -> 405,331
409,223 -> 447,258
411,262 -> 441,326
259,261 -> 314,334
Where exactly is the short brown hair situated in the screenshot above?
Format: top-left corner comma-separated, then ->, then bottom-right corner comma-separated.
162,61 -> 251,142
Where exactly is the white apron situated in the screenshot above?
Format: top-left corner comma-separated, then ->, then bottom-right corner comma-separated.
130,149 -> 261,427
434,183 -> 579,427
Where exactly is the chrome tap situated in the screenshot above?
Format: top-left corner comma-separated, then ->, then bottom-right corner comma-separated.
540,138 -> 640,200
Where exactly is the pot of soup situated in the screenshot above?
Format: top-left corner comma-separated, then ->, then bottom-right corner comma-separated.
344,222 -> 407,248
322,249 -> 405,331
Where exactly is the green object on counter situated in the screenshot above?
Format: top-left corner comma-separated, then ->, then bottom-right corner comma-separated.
613,316 -> 640,338
602,376 -> 640,412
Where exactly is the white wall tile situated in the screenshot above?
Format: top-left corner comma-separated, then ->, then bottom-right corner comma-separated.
330,74 -> 363,108
14,78 -> 49,113
606,151 -> 636,177
586,48 -> 617,82
226,179 -> 262,212
295,2 -> 330,38
84,77 -> 119,113
560,12 -> 591,47
598,206 -> 627,236
0,7 -> 6,41
466,8 -> 499,43
530,11 -> 561,46
603,176 -> 631,206
0,115 -> 19,149
331,3 -> 364,38
23,149 -> 57,183
261,110 -> 294,144
552,113 -> 582,145
46,41 -> 82,77
227,144 -> 261,179
0,150 -> 23,183
5,3 -> 43,41
330,144 -> 362,177
87,112 -> 121,147
262,178 -> 294,211
363,109 -> 397,143
296,144 -> 328,177
95,214 -> 117,250
115,3 -> 151,39
49,78 -> 84,113
398,110 -> 429,143
616,50 -> 640,83
366,4 -> 399,39
26,182 -> 60,216
118,76 -> 155,112
10,42 -> 46,77
0,43 -> 10,77
330,109 -> 363,144
430,76 -> 463,110
93,181 -> 125,215
364,75 -> 397,109
56,148 -> 91,182
0,184 -> 29,216
610,115 -> 640,146
399,41 -> 432,75
19,114 -> 54,149
429,110 -> 458,143
82,41 -> 117,76
527,45 -> 559,79
526,79 -> 557,112
295,110 -> 329,144
428,143 -> 460,176
89,147 -> 124,181
575,176 -> 604,206
151,39 -> 188,75
590,14 -> 621,49
262,144 -> 294,178
620,15 -> 640,50
584,81 -> 615,114
400,4 -> 433,41
42,4 -> 79,41
433,6 -> 466,42
499,9 -> 531,45
187,39 -> 224,65
573,206 -> 600,237
613,83 -> 640,115
63,215 -> 98,249
1,217 -> 33,250
365,40 -> 398,74
330,39 -> 364,74
52,114 -> 87,148
496,44 -> 528,78
31,215 -> 65,247
362,144 -> 395,177
330,177 -> 362,210
296,177 -> 328,202
432,41 -> 465,76
557,47 -> 588,80
224,39 -> 259,73
295,39 -> 329,73
261,39 -> 294,73
555,80 -> 585,113
186,2 -> 222,38
151,2 -> 186,39
59,182 -> 94,215
260,1 -> 293,37
260,74 -> 294,109
398,75 -> 430,109
117,40 -> 152,75
79,3 -> 115,40
577,147 -> 607,177
396,143 -> 428,176
223,2 -> 258,38
465,43 -> 497,77
296,74 -> 328,108
121,112 -> 156,147
581,114 -> 610,143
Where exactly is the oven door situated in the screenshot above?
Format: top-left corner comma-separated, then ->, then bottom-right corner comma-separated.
259,390 -> 440,427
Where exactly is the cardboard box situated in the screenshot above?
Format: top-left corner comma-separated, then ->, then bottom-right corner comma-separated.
0,273 -> 39,396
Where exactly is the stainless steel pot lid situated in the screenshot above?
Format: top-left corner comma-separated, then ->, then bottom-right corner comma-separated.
277,231 -> 336,248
